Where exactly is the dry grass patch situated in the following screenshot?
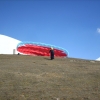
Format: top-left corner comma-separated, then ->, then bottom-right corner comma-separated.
0,55 -> 100,100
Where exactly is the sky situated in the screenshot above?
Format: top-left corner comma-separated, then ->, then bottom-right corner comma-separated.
0,0 -> 100,60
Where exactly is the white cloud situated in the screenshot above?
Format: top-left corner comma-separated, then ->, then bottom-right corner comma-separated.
97,28 -> 100,33
96,57 -> 100,61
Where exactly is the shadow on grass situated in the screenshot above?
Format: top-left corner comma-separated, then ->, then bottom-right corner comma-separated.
44,58 -> 51,60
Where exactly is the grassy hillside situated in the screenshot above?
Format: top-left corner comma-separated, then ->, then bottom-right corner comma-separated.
0,55 -> 100,100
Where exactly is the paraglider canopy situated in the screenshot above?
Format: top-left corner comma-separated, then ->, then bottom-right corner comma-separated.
17,42 -> 69,57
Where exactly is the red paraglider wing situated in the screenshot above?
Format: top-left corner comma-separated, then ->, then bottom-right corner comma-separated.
17,43 -> 68,57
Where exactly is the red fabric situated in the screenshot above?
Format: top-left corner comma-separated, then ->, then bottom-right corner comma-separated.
17,44 -> 67,57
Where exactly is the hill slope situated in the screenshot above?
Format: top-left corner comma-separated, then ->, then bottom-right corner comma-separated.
0,55 -> 100,100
